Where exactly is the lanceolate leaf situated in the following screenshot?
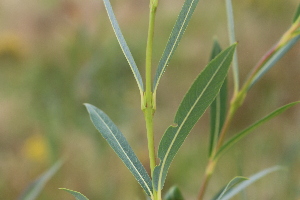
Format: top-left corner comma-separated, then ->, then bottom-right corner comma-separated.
293,3 -> 300,23
153,0 -> 201,92
19,160 -> 63,200
209,40 -> 227,157
248,34 -> 300,89
60,189 -> 89,200
102,0 -> 144,93
153,44 -> 236,191
85,104 -> 153,197
212,176 -> 248,200
218,166 -> 283,200
215,101 -> 300,159
164,186 -> 185,200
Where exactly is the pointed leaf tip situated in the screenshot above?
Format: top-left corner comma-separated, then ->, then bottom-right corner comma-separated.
85,103 -> 153,197
153,44 -> 236,191
293,3 -> 300,23
164,186 -> 184,200
60,188 -> 89,200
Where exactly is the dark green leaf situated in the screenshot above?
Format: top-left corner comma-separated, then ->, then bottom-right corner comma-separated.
211,176 -> 248,200
18,160 -> 63,200
153,0 -> 201,92
293,4 -> 300,23
164,186 -> 184,200
209,40 -> 227,157
153,44 -> 236,191
218,166 -> 283,200
215,101 -> 300,159
60,188 -> 89,200
102,0 -> 144,93
85,104 -> 153,197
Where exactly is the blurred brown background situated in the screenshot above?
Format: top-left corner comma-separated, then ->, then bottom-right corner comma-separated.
0,0 -> 299,199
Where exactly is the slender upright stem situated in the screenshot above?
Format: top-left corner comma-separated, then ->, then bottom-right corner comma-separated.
143,0 -> 159,199
226,0 -> 239,95
198,159 -> 216,200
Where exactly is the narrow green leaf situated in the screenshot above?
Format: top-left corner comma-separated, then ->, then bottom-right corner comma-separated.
209,40 -> 227,157
84,104 -> 153,197
18,160 -> 63,200
60,189 -> 89,200
215,101 -> 300,159
211,176 -> 248,200
164,186 -> 184,200
153,0 -> 201,92
293,3 -> 300,23
102,0 -> 144,93
218,166 -> 283,200
248,34 -> 300,89
153,44 -> 236,191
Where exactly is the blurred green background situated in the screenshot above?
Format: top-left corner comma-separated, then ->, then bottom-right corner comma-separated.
0,0 -> 299,199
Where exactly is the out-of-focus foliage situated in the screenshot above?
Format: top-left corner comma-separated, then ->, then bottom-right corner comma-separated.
0,0 -> 299,199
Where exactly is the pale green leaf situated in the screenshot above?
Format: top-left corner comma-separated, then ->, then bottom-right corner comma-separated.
153,44 -> 236,191
60,189 -> 89,200
215,101 -> 300,159
102,0 -> 144,93
211,176 -> 248,200
153,0 -> 201,92
164,186 -> 184,200
218,166 -> 283,200
209,39 -> 227,157
18,160 -> 63,200
248,34 -> 300,89
293,3 -> 300,23
84,104 -> 153,197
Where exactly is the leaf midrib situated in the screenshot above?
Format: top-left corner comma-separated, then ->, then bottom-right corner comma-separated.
154,0 -> 196,91
157,51 -> 230,190
92,109 -> 153,197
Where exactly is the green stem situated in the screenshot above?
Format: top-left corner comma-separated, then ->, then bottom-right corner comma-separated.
143,0 -> 159,199
225,0 -> 239,95
197,159 -> 216,200
197,13 -> 299,200
198,90 -> 245,200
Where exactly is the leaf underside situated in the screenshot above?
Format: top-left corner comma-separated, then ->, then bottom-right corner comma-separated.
153,44 -> 236,191
153,0 -> 201,92
102,0 -> 144,93
85,104 -> 153,197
